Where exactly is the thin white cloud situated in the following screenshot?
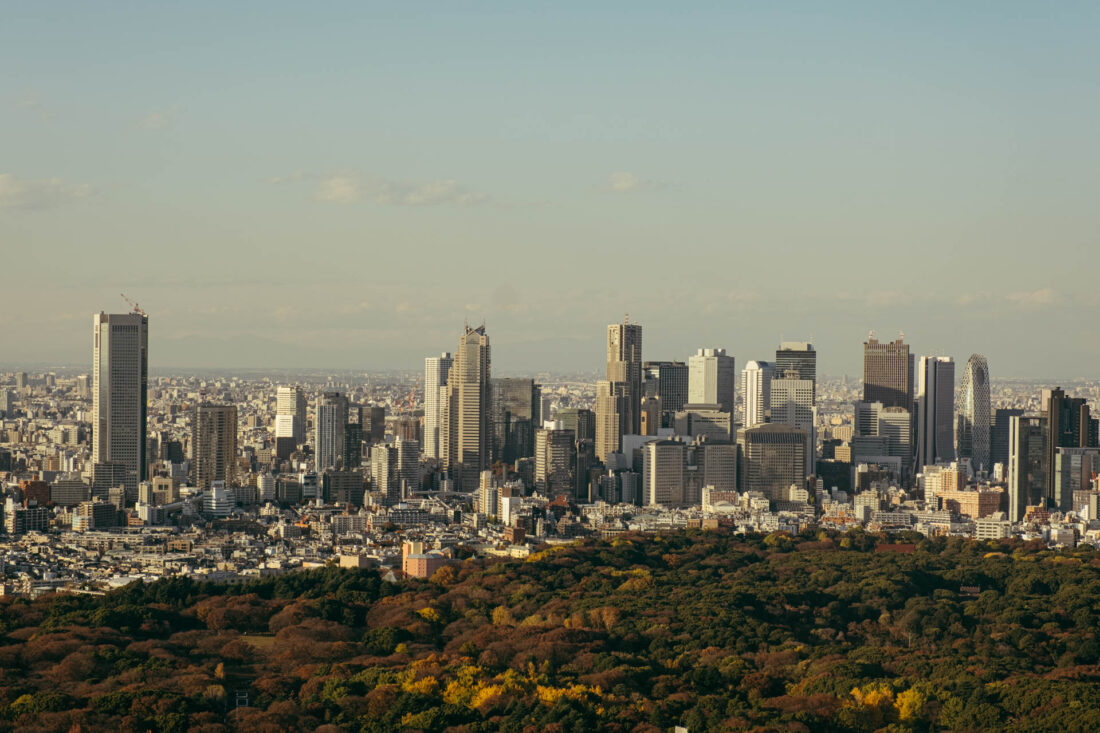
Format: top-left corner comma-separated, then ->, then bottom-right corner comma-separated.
272,171 -> 487,207
137,105 -> 180,130
0,173 -> 94,210
315,175 -> 361,203
374,178 -> 486,206
1005,288 -> 1059,308
955,292 -> 986,307
606,171 -> 661,192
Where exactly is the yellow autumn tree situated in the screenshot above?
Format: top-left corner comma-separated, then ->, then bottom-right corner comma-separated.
895,687 -> 926,721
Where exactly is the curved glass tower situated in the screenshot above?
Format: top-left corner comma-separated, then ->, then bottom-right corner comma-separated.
956,354 -> 991,471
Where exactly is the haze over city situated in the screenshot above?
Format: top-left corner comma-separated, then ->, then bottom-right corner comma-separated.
8,4 -> 1100,732
4,2 -> 1100,376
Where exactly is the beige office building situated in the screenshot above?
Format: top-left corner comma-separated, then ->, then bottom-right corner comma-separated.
192,404 -> 238,490
442,326 -> 491,491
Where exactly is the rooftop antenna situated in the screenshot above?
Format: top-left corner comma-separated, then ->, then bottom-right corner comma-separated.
624,312 -> 630,325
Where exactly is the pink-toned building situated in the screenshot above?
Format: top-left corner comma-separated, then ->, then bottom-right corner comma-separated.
401,541 -> 452,579
939,487 -> 1003,519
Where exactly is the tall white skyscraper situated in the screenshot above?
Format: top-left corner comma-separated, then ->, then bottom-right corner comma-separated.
314,391 -> 349,470
741,360 -> 774,428
688,348 -> 735,413
423,353 -> 453,460
275,385 -> 306,445
769,371 -> 815,476
916,356 -> 956,469
957,354 -> 991,472
93,311 -> 148,495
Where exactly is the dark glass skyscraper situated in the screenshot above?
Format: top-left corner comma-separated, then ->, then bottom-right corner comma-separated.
863,336 -> 913,412
491,378 -> 540,464
991,408 -> 1024,467
775,342 -> 816,404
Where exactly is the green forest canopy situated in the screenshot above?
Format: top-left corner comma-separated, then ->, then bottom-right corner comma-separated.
1,530 -> 1098,732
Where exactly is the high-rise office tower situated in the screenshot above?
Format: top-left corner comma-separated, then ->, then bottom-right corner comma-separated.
697,439 -> 738,493
863,336 -> 913,411
853,401 -> 912,481
956,355 -> 991,472
275,386 -> 307,444
423,353 -> 453,460
595,380 -> 629,461
1041,388 -> 1097,503
442,325 -> 491,490
535,423 -> 576,497
915,356 -> 956,469
315,392 -> 349,471
643,361 -> 688,419
878,407 -> 913,480
741,360 -> 774,428
738,424 -> 807,501
371,443 -> 398,505
643,439 -> 686,506
775,342 -> 816,403
91,461 -> 130,500
192,404 -> 238,490
365,405 -> 386,444
0,388 -> 14,417
991,408 -> 1025,468
769,370 -> 816,476
555,408 -> 595,443
606,319 -> 643,435
93,311 -> 148,496
395,436 -> 420,499
1054,447 -> 1100,514
688,348 -> 736,414
275,385 -> 306,460
1008,415 -> 1045,522
491,378 -> 540,464
343,416 -> 363,469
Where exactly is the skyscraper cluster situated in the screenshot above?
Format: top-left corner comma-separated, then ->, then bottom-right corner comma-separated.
79,302 -> 1098,528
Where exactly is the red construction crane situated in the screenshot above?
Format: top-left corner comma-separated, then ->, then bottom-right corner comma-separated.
120,293 -> 146,316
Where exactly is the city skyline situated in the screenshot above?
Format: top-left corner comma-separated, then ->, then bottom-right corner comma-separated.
3,3 -> 1100,378
0,313 -> 1093,383
3,5 -> 1100,730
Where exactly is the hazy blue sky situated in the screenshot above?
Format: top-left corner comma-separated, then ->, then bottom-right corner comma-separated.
2,2 -> 1098,377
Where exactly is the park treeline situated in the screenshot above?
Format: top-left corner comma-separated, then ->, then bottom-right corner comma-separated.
1,530 -> 1099,732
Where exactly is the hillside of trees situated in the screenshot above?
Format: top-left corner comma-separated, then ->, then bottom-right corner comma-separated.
2,530 -> 1100,732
